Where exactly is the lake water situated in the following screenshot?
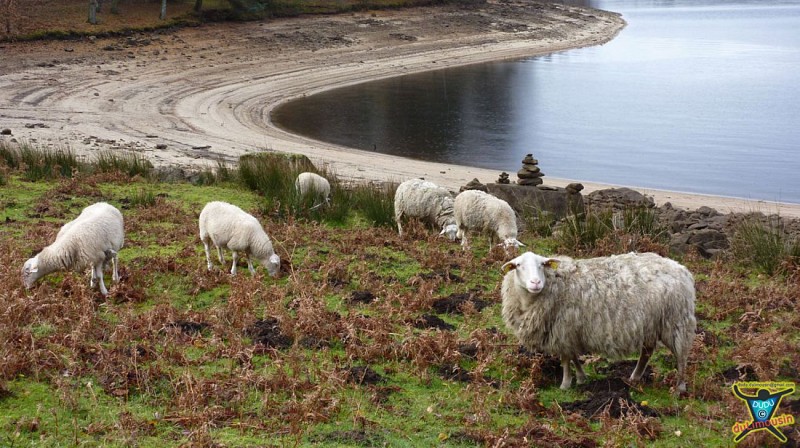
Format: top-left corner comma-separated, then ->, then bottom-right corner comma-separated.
271,0 -> 800,204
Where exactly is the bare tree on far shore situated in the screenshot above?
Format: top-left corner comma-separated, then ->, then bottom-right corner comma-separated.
88,0 -> 98,24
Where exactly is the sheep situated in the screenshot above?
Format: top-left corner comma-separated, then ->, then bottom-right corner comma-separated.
295,172 -> 331,206
21,202 -> 124,296
453,189 -> 524,250
198,201 -> 280,277
501,251 -> 696,392
394,178 -> 458,240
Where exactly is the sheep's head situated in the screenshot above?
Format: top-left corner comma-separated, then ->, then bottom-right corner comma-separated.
21,256 -> 41,289
500,238 -> 525,250
440,224 -> 458,241
502,252 -> 560,295
263,253 -> 281,278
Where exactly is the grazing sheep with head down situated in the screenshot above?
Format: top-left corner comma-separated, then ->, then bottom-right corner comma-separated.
295,172 -> 331,206
199,201 -> 280,277
22,202 -> 124,296
394,178 -> 458,240
501,251 -> 696,392
454,189 -> 524,250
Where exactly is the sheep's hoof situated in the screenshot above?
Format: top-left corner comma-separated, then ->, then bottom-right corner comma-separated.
559,381 -> 571,390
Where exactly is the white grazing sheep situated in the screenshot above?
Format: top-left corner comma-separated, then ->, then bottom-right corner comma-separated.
295,172 -> 331,206
454,189 -> 524,250
501,251 -> 696,392
394,178 -> 458,241
22,202 -> 124,296
198,201 -> 280,277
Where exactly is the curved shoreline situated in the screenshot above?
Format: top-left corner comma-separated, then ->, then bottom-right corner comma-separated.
1,2 -> 799,217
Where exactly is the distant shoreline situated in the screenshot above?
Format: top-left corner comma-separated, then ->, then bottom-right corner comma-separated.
1,2 -> 799,217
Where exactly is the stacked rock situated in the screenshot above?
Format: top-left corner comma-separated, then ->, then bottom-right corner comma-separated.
497,172 -> 511,184
565,183 -> 584,194
459,178 -> 488,193
517,153 -> 544,186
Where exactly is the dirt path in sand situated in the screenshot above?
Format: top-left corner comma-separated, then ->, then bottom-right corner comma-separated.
1,1 -> 798,217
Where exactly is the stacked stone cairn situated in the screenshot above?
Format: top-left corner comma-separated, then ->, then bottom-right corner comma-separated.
459,178 -> 488,193
497,172 -> 511,184
517,153 -> 544,186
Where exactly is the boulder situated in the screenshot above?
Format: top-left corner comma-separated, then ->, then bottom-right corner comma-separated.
487,183 -> 584,220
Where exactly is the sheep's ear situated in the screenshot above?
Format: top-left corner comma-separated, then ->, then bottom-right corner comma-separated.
501,261 -> 517,274
545,259 -> 560,270
29,259 -> 39,273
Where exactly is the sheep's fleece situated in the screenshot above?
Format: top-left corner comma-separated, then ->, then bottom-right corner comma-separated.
501,251 -> 696,391
199,201 -> 280,277
22,201 -> 124,295
394,178 -> 458,240
454,189 -> 522,248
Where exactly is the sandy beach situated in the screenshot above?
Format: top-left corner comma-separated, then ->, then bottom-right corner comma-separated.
1,0 -> 799,218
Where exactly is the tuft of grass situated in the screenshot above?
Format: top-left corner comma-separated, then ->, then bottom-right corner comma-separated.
520,206 -> 557,238
93,151 -> 154,178
0,141 -> 21,170
556,209 -> 614,252
193,158 -> 238,186
18,144 -> 82,181
350,181 -> 397,228
622,206 -> 667,241
731,216 -> 800,275
129,189 -> 158,208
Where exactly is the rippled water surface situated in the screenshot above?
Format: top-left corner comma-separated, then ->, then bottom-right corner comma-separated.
271,0 -> 800,203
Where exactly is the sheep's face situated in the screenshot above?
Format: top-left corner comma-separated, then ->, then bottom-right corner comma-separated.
501,238 -> 525,250
440,224 -> 458,241
502,252 -> 559,295
21,257 -> 40,289
264,253 -> 281,278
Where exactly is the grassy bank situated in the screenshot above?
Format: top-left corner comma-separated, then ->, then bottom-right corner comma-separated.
0,142 -> 798,447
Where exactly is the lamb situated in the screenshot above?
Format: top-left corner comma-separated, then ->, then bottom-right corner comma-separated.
453,189 -> 524,250
394,178 -> 458,240
198,201 -> 280,277
295,172 -> 331,206
21,202 -> 124,296
501,251 -> 696,392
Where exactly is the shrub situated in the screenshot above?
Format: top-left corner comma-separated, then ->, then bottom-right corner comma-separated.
93,151 -> 154,178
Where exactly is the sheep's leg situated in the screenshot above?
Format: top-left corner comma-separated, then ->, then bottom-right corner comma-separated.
573,358 -> 587,385
111,254 -> 119,282
202,239 -> 214,270
94,264 -> 108,296
230,251 -> 238,275
246,256 -> 256,275
674,343 -> 690,394
630,346 -> 654,382
560,356 -> 573,390
217,246 -> 225,265
396,218 -> 403,236
459,230 -> 469,250
90,265 -> 98,289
